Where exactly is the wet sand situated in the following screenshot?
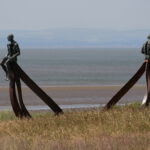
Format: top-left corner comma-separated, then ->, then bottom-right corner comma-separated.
0,85 -> 146,106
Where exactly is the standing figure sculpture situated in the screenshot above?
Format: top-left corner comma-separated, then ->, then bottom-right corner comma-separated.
141,35 -> 150,59
104,35 -> 150,109
0,34 -> 20,80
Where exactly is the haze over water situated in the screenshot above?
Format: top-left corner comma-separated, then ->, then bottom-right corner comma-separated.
0,48 -> 145,86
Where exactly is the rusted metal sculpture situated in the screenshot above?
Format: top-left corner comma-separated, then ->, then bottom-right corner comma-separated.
104,59 -> 150,110
105,35 -> 150,110
1,34 -> 20,81
9,66 -> 31,118
8,62 -> 63,118
0,34 -> 63,118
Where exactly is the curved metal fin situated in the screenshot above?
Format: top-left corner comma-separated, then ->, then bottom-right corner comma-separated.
12,63 -> 63,115
15,77 -> 31,118
142,61 -> 150,106
104,62 -> 146,110
9,70 -> 23,117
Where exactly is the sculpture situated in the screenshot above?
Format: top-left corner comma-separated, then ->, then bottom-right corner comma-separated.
104,35 -> 150,109
0,34 -> 63,118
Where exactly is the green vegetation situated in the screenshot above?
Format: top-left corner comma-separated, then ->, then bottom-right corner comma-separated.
0,104 -> 150,150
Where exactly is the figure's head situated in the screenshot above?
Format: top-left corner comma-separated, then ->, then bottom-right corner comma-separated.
7,34 -> 14,42
147,34 -> 150,40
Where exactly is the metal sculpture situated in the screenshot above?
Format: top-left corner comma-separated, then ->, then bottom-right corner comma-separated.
0,34 -> 63,118
9,65 -> 31,118
9,62 -> 63,118
1,34 -> 20,81
105,35 -> 150,110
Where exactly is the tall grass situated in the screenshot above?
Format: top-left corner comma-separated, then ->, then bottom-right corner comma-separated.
0,105 -> 150,149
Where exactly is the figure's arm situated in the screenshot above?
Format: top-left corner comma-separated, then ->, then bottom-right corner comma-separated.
0,44 -> 10,65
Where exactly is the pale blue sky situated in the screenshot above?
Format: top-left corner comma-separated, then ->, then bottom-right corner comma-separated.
0,0 -> 150,30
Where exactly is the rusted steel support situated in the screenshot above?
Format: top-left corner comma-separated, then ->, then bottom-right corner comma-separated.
11,62 -> 63,115
142,60 -> 150,106
9,70 -> 23,118
15,77 -> 31,118
104,62 -> 146,110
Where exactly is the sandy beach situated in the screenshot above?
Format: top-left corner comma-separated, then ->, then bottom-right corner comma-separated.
0,85 -> 146,106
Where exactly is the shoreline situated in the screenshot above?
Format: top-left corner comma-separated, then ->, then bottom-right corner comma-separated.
0,84 -> 146,88
0,85 -> 146,107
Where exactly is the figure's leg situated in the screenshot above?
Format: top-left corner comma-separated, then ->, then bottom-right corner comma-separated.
0,57 -> 9,80
0,57 -> 7,72
1,64 -> 7,73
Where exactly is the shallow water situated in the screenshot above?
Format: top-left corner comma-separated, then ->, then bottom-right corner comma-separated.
0,104 -> 101,111
0,103 -> 127,111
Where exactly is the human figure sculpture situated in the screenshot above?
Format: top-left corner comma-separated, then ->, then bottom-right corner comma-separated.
0,34 -> 62,118
0,34 -> 20,80
104,35 -> 150,109
141,35 -> 150,59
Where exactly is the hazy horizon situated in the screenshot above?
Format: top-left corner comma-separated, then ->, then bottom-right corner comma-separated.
0,0 -> 149,48
0,28 -> 148,48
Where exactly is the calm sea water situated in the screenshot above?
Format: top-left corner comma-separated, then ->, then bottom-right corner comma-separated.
0,48 -> 145,86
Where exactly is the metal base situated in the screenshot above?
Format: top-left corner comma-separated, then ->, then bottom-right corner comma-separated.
9,62 -> 63,118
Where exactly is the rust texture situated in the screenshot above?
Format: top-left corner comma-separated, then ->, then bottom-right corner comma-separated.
142,60 -> 150,106
15,77 -> 31,118
104,62 -> 147,110
9,62 -> 63,118
9,69 -> 23,117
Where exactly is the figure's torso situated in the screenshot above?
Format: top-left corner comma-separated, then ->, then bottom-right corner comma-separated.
142,40 -> 150,59
7,41 -> 19,62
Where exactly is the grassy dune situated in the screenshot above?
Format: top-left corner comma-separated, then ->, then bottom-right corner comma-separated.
0,104 -> 150,150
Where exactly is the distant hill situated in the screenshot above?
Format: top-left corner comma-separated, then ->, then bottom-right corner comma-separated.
0,28 -> 149,48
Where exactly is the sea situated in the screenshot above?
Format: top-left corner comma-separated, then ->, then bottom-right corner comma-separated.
0,48 -> 146,110
0,48 -> 145,86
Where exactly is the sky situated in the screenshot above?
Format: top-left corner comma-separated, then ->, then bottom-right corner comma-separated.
0,0 -> 150,30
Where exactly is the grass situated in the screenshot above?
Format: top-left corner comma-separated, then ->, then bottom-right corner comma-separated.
0,104 -> 150,149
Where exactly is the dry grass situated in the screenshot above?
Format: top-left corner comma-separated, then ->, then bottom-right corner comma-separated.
0,104 -> 150,149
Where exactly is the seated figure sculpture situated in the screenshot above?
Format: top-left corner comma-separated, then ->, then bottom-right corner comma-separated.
0,34 -> 20,80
